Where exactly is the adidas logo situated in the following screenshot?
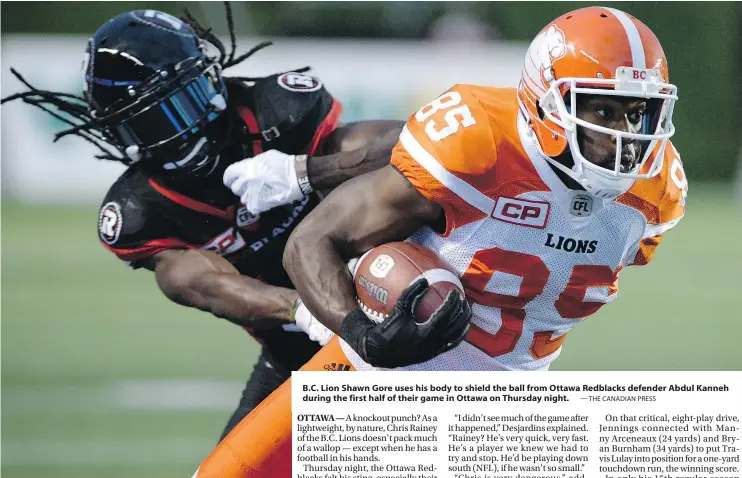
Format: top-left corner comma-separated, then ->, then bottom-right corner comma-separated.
323,362 -> 351,371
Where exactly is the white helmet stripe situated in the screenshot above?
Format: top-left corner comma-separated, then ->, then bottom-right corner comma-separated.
604,8 -> 646,69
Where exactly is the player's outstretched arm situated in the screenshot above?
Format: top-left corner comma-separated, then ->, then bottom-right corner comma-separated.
283,165 -> 471,368
307,120 -> 404,191
224,120 -> 404,216
147,248 -> 298,329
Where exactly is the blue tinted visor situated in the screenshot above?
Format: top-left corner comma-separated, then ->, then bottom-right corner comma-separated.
113,63 -> 226,151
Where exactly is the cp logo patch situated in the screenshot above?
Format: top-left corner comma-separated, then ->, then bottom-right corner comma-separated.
492,197 -> 550,229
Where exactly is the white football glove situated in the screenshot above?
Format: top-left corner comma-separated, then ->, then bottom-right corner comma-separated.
223,150 -> 311,216
292,300 -> 335,346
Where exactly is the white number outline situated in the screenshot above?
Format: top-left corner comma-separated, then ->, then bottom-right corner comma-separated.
414,92 -> 477,142
668,145 -> 688,203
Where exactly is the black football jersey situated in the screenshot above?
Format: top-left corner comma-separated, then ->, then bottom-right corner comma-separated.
97,73 -> 342,370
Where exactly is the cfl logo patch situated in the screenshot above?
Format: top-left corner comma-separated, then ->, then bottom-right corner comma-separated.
570,194 -> 593,217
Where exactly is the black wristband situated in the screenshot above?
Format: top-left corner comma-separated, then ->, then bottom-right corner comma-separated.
340,309 -> 374,358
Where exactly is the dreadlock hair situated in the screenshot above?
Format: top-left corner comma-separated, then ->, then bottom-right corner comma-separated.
0,1 -> 310,163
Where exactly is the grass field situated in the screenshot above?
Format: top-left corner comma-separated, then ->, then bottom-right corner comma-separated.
2,184 -> 741,477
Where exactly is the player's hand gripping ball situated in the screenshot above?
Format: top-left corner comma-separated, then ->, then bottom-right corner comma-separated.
347,241 -> 472,368
353,241 -> 465,324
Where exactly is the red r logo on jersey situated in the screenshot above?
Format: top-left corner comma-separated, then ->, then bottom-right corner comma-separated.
202,229 -> 247,256
277,73 -> 322,92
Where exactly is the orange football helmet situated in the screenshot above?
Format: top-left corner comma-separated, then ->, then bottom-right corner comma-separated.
516,7 -> 678,199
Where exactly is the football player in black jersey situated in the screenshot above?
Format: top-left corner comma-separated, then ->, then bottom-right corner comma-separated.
1,5 -> 409,440
3,5 -> 471,442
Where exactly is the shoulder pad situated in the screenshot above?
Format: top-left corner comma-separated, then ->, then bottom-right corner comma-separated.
98,169 -> 188,262
397,84 -> 498,177
99,169 -> 149,248
250,73 -> 341,155
391,85 -> 539,234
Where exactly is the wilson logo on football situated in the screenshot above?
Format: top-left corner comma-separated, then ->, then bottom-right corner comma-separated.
99,202 -> 123,244
357,275 -> 389,305
277,73 -> 322,92
491,197 -> 550,229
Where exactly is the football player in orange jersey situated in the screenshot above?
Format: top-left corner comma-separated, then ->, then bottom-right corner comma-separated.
192,6 -> 688,477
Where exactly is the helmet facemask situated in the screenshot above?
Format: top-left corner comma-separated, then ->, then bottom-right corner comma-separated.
90,55 -> 228,177
537,67 -> 677,199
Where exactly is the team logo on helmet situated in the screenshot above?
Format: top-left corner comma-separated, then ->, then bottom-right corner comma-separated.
523,25 -> 567,95
99,202 -> 123,244
277,73 -> 322,92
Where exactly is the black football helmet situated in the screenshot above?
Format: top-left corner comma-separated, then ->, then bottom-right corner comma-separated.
84,10 -> 229,176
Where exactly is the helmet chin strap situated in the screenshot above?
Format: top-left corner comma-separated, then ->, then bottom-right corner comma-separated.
543,153 -> 634,200
162,137 -> 209,171
563,128 -> 636,200
193,153 -> 221,178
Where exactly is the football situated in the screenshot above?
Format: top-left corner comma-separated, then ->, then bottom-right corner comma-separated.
352,241 -> 465,324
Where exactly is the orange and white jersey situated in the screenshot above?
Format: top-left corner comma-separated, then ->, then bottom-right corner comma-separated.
340,84 -> 687,371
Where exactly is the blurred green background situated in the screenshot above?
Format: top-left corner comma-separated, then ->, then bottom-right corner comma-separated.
2,2 -> 741,478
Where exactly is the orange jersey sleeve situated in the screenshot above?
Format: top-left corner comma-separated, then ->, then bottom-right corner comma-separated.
391,85 -> 501,235
620,141 -> 687,266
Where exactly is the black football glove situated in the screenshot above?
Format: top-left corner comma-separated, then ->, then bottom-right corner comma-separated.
340,278 -> 472,368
